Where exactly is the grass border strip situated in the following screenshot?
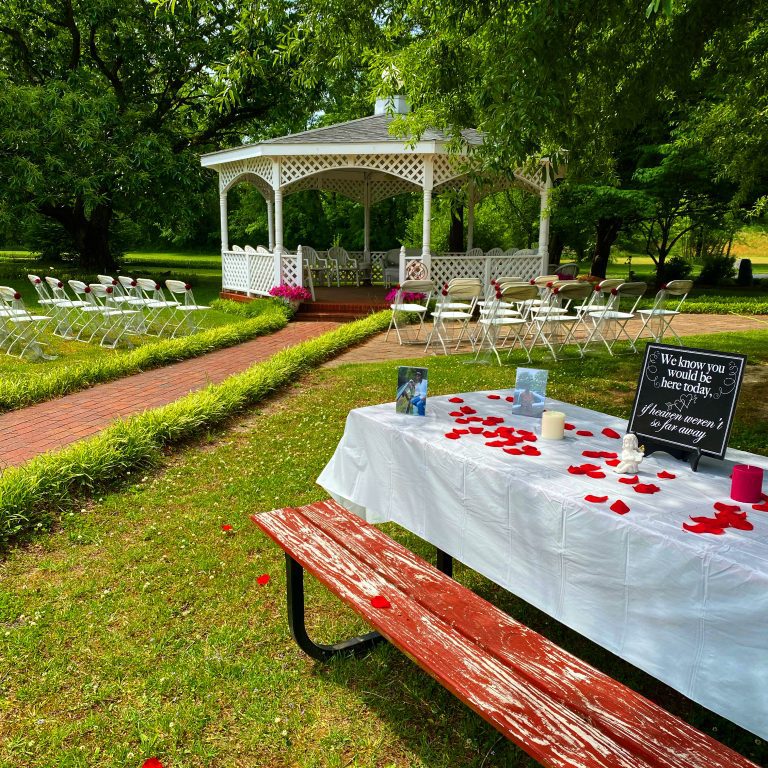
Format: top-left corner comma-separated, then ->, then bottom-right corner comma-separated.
0,305 -> 289,414
0,311 -> 390,549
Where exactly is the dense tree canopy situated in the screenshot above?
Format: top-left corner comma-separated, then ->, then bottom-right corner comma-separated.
0,0 -> 315,269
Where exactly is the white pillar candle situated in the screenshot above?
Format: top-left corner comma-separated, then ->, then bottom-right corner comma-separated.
541,410 -> 565,440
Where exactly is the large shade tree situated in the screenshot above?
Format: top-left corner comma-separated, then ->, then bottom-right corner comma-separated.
0,0 -> 315,269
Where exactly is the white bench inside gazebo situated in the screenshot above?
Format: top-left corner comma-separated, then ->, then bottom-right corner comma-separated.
200,97 -> 560,298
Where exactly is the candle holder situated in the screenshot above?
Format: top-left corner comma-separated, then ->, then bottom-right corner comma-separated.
731,465 -> 763,504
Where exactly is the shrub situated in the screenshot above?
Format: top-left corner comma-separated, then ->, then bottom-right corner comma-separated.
659,255 -> 693,282
697,253 -> 736,286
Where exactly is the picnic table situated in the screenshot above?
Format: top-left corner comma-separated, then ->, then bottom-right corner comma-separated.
317,392 -> 768,741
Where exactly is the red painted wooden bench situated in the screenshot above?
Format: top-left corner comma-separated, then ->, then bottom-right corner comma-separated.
252,499 -> 759,768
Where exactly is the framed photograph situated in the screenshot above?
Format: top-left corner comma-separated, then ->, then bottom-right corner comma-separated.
396,366 -> 429,416
511,367 -> 548,418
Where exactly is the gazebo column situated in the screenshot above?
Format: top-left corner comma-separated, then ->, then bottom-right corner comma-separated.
273,186 -> 284,285
467,185 -> 475,250
421,157 -> 434,266
219,188 -> 229,252
538,162 -> 553,274
266,196 -> 275,251
363,173 -> 371,259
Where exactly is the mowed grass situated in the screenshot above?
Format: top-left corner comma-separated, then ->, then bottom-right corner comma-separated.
1,331 -> 767,768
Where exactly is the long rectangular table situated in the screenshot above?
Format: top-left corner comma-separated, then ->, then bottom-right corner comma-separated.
317,392 -> 768,740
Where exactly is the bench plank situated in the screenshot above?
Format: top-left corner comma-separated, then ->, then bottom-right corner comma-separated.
254,501 -> 758,768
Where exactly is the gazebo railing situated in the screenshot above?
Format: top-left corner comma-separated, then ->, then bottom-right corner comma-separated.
221,247 -> 544,295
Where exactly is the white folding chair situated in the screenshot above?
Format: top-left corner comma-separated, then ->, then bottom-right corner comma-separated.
633,279 -> 693,345
28,274 -> 74,338
584,281 -> 647,355
528,281 -> 595,360
0,286 -> 55,359
88,284 -> 140,347
45,276 -> 89,337
385,279 -> 434,344
474,283 -> 539,364
160,280 -> 210,337
426,281 -> 482,354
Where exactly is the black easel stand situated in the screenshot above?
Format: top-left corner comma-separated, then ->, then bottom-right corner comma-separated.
642,440 -> 703,472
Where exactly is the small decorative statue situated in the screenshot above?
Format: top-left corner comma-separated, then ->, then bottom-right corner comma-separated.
614,433 -> 645,474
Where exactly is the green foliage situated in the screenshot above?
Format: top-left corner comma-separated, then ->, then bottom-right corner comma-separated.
0,306 -> 289,414
697,253 -> 738,287
0,311 -> 390,548
210,297 -> 288,318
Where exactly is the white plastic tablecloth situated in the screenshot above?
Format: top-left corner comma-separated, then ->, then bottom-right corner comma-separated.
317,392 -> 768,740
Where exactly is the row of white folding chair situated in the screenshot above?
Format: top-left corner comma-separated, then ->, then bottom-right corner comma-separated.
385,279 -> 435,345
633,279 -> 692,345
0,285 -> 55,359
425,279 -> 483,354
67,281 -> 140,348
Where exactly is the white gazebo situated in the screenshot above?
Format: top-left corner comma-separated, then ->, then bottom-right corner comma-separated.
200,98 -> 556,296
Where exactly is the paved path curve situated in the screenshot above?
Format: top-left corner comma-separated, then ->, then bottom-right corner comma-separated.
0,321 -> 338,468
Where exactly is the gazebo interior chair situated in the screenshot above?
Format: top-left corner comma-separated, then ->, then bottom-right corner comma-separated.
327,246 -> 371,287
382,249 -> 401,288
302,245 -> 330,289
385,279 -> 435,345
633,279 -> 693,345
556,262 -> 580,279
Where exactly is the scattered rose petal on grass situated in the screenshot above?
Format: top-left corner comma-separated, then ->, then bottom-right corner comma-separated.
221,524 -> 234,532
657,471 -> 676,479
634,483 -> 661,494
714,502 -> 741,514
619,475 -> 639,485
602,428 -> 621,439
143,759 -> 164,768
257,574 -> 270,586
585,495 -> 609,503
448,397 -> 464,403
610,499 -> 630,515
370,595 -> 391,609
605,459 -> 621,467
576,430 -> 594,437
487,394 -> 501,400
564,423 -> 575,430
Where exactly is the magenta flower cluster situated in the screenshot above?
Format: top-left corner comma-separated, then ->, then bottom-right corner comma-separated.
385,288 -> 426,303
269,285 -> 313,302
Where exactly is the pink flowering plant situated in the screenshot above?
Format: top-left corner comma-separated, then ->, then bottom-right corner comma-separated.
268,284 -> 312,302
385,287 -> 426,303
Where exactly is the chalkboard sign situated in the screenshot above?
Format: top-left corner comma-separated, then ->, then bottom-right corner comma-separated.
628,344 -> 746,469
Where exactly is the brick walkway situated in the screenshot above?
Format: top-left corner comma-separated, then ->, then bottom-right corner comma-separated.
0,321 -> 338,467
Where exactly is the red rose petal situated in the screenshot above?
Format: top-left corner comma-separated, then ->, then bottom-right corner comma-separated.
448,397 -> 464,403
370,595 -> 391,609
460,406 -> 476,414
610,499 -> 630,515
576,430 -> 594,437
521,445 -> 540,456
505,395 -> 515,402
143,759 -> 164,768
221,523 -> 234,532
444,432 -> 461,439
714,502 -> 741,514
504,448 -> 523,455
579,463 -> 601,472
605,458 -> 621,467
657,471 -> 676,479
601,452 -> 618,459
257,574 -> 270,586
454,429 -> 469,435
585,495 -> 609,503
449,411 -> 464,417
601,427 -> 621,439
468,427 -> 484,434
729,518 -> 754,531
485,440 -> 508,448
683,521 -> 725,535
582,450 -> 602,459
690,515 -> 720,524
587,471 -> 606,479
468,416 -> 484,422
752,502 -> 768,511
455,417 -> 470,424
564,423 -> 575,430
618,475 -> 639,485
634,483 -> 661,494
568,465 -> 586,475
487,394 -> 501,400
482,430 -> 499,438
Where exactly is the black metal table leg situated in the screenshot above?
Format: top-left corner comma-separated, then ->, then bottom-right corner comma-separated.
436,548 -> 453,577
285,554 -> 385,662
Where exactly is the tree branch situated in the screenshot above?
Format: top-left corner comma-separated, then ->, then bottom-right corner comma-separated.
88,24 -> 125,103
0,25 -> 42,82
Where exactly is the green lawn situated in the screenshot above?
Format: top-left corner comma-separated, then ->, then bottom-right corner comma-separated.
1,329 -> 766,768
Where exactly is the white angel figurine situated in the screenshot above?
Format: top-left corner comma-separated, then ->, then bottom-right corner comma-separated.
613,433 -> 645,474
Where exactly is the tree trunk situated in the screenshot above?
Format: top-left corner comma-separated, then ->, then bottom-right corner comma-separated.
448,204 -> 464,252
590,217 -> 622,278
548,231 -> 565,266
39,200 -> 116,271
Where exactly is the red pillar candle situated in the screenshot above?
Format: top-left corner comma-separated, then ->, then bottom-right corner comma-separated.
730,465 -> 764,504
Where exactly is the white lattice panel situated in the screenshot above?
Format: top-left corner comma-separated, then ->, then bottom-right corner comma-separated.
490,254 -> 541,282
222,251 -> 249,292
358,153 -> 423,185
248,253 -> 276,296
430,256 -> 487,287
280,155 -> 348,186
513,166 -> 545,193
283,175 -> 366,203
220,157 -> 274,192
280,253 -> 301,287
432,154 -> 465,186
370,176 -> 419,203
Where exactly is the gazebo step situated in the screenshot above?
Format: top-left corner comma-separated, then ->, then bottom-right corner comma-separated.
297,302 -> 387,321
